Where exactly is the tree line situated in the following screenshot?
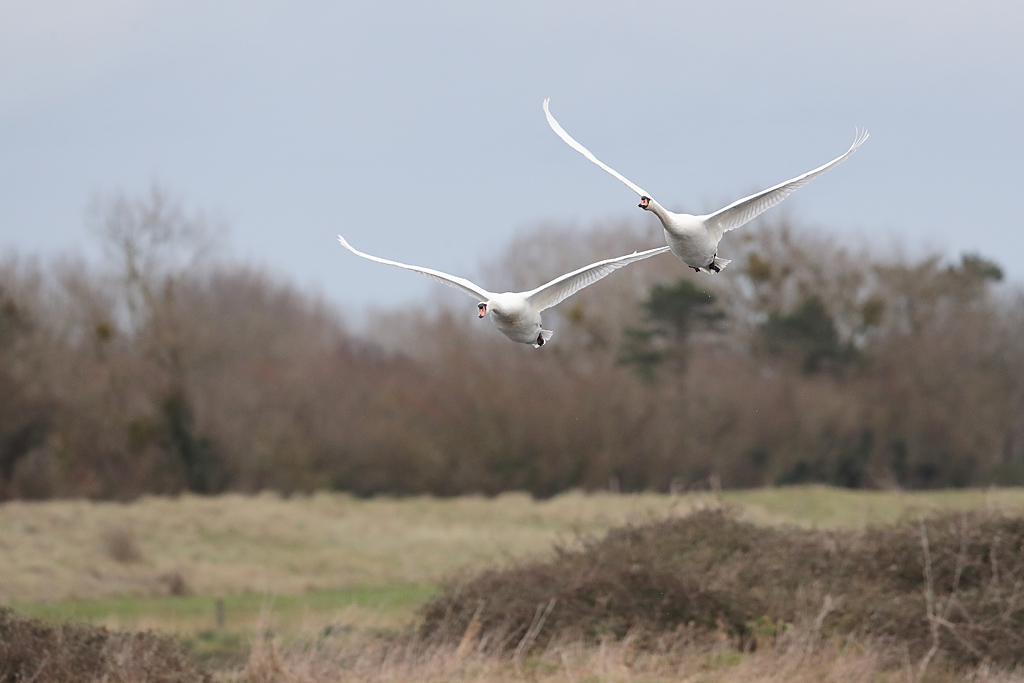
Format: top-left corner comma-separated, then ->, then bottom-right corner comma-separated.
1,187 -> 1022,500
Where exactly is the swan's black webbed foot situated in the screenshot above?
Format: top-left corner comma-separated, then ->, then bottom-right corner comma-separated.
708,255 -> 721,273
536,334 -> 546,347
692,267 -> 702,273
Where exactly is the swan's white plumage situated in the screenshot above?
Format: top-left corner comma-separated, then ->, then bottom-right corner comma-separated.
337,235 -> 669,347
524,247 -> 669,312
543,100 -> 651,200
337,234 -> 491,302
543,99 -> 868,273
702,128 -> 870,241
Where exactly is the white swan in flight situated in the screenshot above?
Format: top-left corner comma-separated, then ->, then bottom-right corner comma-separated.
338,235 -> 670,347
543,99 -> 868,274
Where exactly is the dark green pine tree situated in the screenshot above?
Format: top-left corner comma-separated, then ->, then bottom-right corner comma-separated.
619,280 -> 724,379
761,296 -> 853,373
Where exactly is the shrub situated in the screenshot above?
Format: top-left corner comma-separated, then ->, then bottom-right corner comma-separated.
0,608 -> 211,682
102,525 -> 144,564
420,509 -> 1024,667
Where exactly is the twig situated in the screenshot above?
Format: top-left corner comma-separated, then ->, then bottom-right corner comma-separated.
513,598 -> 557,669
21,655 -> 50,683
915,514 -> 973,682
933,615 -> 983,659
1001,579 -> 1022,622
786,594 -> 838,674
990,531 -> 1001,586
916,520 -> 940,682
810,594 -> 837,640
454,600 -> 485,663
939,514 -> 969,622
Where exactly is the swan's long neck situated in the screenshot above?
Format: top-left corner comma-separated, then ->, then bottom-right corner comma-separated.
645,198 -> 673,226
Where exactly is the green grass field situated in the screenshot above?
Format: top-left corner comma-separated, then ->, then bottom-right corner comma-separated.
13,584 -> 435,632
5,486 -> 1024,632
5,486 -> 1024,680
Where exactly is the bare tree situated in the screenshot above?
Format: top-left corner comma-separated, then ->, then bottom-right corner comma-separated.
87,185 -> 222,493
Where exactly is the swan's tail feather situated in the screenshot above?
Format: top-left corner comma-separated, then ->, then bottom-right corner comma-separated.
533,329 -> 554,348
714,256 -> 731,272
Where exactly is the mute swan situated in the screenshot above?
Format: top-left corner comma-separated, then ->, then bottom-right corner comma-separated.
543,99 -> 868,273
338,235 -> 670,347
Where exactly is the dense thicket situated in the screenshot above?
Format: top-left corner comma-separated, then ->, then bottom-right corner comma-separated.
1,187 -> 1022,499
0,608 -> 210,682
420,509 -> 1024,667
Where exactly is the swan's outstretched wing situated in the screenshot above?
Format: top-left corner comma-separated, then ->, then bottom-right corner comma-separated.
704,129 -> 869,240
338,235 -> 493,302
544,98 -> 652,200
525,245 -> 671,312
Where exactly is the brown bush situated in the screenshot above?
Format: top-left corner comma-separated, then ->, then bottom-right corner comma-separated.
102,525 -> 144,563
420,509 -> 1024,667
0,608 -> 210,682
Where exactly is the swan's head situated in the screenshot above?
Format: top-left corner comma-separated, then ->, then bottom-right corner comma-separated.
639,196 -> 651,211
477,303 -> 487,318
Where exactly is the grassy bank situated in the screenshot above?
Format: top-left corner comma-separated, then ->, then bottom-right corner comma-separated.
4,487 -> 1024,680
1,489 -> 1022,620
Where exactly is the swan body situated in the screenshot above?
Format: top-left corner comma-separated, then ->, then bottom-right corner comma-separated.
337,235 -> 669,347
543,99 -> 868,273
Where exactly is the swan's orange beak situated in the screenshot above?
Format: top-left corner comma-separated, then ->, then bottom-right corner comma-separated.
639,196 -> 650,209
477,304 -> 487,318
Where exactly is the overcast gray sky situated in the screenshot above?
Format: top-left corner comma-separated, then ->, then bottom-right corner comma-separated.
1,0 -> 1021,313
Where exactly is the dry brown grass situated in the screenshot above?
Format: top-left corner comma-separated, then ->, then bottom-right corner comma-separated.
0,491 -> 698,605
6,489 -> 1024,681
224,626 -> 1024,683
4,487 -> 1024,605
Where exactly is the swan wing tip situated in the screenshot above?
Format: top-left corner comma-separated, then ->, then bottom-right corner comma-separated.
851,127 -> 870,150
